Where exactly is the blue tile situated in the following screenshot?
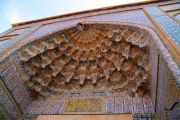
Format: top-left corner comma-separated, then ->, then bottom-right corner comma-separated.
147,7 -> 180,46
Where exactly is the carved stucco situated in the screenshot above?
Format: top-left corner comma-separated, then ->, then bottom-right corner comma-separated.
15,23 -> 151,98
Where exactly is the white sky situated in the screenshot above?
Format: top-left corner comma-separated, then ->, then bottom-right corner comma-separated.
0,0 -> 152,33
7,0 -> 151,24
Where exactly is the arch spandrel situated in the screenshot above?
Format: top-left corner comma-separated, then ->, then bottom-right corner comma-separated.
15,23 -> 151,98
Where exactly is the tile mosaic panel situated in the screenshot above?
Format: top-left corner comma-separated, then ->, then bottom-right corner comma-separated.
123,96 -> 133,113
1,65 -> 15,80
26,99 -> 64,115
114,97 -> 124,113
25,95 -> 154,116
156,56 -> 168,120
143,96 -> 154,112
0,59 -> 12,73
0,104 -> 12,120
155,56 -> 180,120
133,97 -> 144,113
106,96 -> 153,114
106,98 -> 114,113
0,58 -> 33,113
64,98 -> 103,112
27,100 -> 44,115
146,7 -> 180,46
0,81 -> 19,119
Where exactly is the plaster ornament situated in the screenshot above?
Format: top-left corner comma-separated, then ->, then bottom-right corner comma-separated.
110,71 -> 122,82
107,26 -> 114,38
122,44 -> 130,59
92,73 -> 98,84
18,51 -> 32,61
33,75 -> 42,83
76,23 -> 84,31
115,34 -> 121,42
65,46 -> 76,56
122,60 -> 132,71
17,24 -> 150,97
24,45 -> 37,57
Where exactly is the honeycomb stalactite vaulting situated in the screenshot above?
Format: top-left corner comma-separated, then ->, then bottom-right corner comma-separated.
17,23 -> 151,97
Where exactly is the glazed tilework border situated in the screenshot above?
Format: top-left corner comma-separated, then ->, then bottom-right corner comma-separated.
106,96 -> 154,114
145,7 -> 180,46
0,57 -> 33,113
24,96 -> 153,116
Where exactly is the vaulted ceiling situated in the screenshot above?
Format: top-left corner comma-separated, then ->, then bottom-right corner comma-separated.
16,23 -> 151,97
